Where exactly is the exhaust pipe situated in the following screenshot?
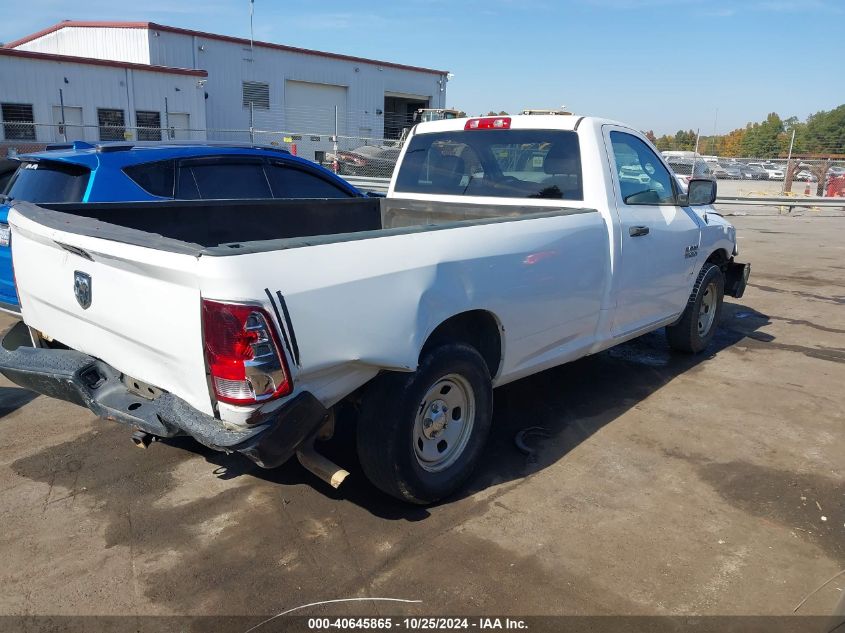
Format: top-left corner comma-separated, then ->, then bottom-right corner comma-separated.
296,442 -> 349,489
131,430 -> 156,449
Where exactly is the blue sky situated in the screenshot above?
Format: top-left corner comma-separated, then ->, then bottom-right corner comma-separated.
1,0 -> 841,135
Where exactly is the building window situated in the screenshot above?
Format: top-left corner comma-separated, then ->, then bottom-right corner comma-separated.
97,108 -> 126,141
135,111 -> 162,141
1,103 -> 36,141
242,81 -> 270,109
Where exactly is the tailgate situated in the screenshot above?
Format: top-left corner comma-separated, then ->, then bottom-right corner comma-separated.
8,206 -> 213,415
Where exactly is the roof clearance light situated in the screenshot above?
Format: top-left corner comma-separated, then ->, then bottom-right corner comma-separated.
464,117 -> 512,130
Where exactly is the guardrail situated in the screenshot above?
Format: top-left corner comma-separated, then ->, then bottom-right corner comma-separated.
340,175 -> 390,194
715,196 -> 845,210
342,177 -> 845,210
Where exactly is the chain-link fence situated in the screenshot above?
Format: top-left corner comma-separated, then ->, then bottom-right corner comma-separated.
4,120 -> 845,197
0,97 -> 432,181
663,153 -> 845,198
0,119 -> 405,180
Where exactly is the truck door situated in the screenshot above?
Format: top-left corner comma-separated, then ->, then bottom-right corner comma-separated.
603,128 -> 700,337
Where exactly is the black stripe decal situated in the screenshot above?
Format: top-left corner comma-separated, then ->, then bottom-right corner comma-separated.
264,288 -> 295,364
276,290 -> 301,367
574,116 -> 585,130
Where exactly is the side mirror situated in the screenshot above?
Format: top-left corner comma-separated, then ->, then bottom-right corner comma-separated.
686,178 -> 717,205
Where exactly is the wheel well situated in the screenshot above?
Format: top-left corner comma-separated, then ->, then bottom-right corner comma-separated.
421,310 -> 502,377
706,249 -> 730,267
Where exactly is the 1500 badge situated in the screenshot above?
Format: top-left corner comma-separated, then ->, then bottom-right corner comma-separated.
685,245 -> 699,259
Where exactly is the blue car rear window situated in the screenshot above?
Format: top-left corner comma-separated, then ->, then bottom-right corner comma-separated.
5,161 -> 90,203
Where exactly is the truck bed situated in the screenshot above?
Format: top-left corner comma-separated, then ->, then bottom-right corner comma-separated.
22,197 -> 594,255
8,196 -> 605,418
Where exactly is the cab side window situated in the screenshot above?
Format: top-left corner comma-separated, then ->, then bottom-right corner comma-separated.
610,131 -> 676,205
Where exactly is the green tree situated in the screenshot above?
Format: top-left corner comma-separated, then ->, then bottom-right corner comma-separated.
801,105 -> 845,154
653,133 -> 676,151
739,113 -> 783,157
673,129 -> 697,151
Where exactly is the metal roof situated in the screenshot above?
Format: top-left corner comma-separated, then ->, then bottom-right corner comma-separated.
0,47 -> 207,77
5,20 -> 449,76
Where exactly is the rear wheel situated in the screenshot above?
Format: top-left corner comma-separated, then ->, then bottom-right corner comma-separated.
666,262 -> 725,354
356,343 -> 493,504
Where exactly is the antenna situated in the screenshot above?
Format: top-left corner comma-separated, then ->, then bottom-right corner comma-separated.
249,0 -> 255,56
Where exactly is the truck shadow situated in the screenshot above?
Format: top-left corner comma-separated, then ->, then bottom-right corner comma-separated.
182,301 -> 773,521
0,386 -> 39,420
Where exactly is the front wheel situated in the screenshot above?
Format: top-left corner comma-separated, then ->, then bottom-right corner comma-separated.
666,262 -> 725,354
356,343 -> 493,504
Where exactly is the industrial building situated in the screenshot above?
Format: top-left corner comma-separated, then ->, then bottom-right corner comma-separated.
1,20 -> 449,160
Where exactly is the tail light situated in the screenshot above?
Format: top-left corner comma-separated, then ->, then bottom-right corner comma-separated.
202,299 -> 292,405
465,117 -> 511,130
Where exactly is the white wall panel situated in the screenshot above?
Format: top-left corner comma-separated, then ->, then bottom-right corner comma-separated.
147,30 -> 195,69
15,27 -> 151,64
0,56 -> 205,143
8,24 -> 447,148
185,35 -> 444,142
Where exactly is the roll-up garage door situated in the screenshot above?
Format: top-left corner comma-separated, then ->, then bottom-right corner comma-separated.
284,80 -> 347,162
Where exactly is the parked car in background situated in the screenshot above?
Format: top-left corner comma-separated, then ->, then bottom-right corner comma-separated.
708,163 -> 729,179
739,164 -> 768,180
749,165 -> 770,180
665,158 -> 714,186
748,162 -> 784,180
795,170 -> 818,182
720,164 -> 743,180
619,164 -> 651,184
0,141 -> 364,313
331,145 -> 401,178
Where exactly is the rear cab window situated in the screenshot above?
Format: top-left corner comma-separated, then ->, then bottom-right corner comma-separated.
4,160 -> 90,203
394,129 -> 583,200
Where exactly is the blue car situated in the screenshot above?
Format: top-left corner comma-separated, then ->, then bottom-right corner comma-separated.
0,141 -> 363,313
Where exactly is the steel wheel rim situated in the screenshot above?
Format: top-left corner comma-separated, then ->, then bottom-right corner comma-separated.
413,373 -> 476,473
698,281 -> 718,336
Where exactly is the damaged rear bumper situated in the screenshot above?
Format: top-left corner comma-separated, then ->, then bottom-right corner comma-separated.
0,320 -> 328,468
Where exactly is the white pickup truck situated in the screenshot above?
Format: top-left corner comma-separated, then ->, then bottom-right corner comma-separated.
0,114 -> 749,504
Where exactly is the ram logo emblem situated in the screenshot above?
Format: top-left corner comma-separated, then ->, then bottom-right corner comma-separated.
74,271 -> 92,309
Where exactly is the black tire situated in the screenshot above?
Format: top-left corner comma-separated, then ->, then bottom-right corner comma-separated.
356,343 -> 493,504
666,262 -> 725,354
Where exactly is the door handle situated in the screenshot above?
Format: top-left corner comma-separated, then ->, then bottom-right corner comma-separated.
629,226 -> 650,237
